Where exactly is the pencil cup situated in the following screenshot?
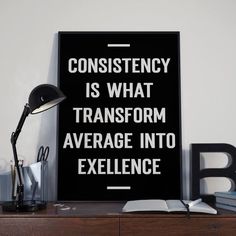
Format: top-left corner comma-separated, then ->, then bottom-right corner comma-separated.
0,161 -> 48,201
23,161 -> 48,201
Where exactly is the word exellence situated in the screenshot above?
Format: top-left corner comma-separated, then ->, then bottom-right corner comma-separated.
78,158 -> 161,175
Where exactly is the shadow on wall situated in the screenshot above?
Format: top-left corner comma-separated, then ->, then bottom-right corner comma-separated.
182,149 -> 189,199
37,33 -> 59,201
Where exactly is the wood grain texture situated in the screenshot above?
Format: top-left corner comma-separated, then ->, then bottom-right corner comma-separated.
0,218 -> 119,236
120,217 -> 236,236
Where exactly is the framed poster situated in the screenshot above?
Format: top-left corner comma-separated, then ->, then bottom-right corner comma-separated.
57,32 -> 182,200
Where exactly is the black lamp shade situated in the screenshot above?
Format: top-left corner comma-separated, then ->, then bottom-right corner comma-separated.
28,84 -> 66,114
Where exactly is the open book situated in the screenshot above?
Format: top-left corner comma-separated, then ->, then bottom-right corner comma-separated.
122,199 -> 217,214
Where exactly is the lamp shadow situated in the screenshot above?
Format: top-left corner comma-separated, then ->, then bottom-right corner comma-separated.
37,33 -> 59,201
182,149 -> 190,200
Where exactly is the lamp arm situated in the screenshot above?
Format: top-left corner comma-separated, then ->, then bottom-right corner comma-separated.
10,104 -> 30,204
11,104 -> 30,144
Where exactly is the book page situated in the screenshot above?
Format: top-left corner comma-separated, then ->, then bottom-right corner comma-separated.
190,202 -> 217,214
166,200 -> 187,212
166,200 -> 217,214
122,200 -> 168,212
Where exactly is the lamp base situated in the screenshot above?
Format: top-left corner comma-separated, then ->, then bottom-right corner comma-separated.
2,200 -> 47,212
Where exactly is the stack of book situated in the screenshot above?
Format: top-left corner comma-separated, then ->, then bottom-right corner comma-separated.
215,191 -> 236,212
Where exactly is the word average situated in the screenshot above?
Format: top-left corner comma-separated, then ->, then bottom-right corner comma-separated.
63,132 -> 175,149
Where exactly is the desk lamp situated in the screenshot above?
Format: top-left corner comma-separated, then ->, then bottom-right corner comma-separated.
2,84 -> 66,212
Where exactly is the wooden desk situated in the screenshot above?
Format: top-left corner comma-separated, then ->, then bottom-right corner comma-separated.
0,202 -> 236,236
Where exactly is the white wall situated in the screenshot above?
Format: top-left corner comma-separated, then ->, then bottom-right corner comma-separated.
0,0 -> 236,200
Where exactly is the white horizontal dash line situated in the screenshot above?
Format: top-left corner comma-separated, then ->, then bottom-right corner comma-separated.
107,44 -> 130,47
107,186 -> 131,190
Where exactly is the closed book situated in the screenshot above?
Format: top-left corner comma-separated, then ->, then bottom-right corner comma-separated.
214,191 -> 236,200
216,196 -> 236,207
216,203 -> 236,212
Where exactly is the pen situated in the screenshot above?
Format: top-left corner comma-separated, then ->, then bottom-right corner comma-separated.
31,182 -> 38,201
19,160 -> 24,185
188,198 -> 202,208
10,161 -> 15,199
13,166 -> 17,199
10,161 -> 14,185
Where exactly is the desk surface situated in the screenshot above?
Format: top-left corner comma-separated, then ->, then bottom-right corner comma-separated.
0,201 -> 234,218
0,202 -> 236,236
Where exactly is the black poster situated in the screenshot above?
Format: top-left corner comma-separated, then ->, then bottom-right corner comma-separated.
58,32 -> 182,200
